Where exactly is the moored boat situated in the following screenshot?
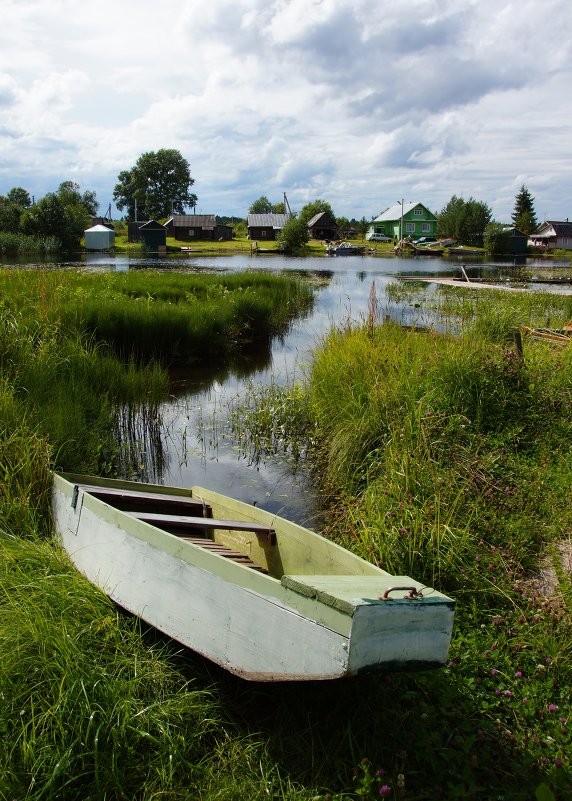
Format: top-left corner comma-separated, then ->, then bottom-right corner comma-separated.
325,241 -> 365,255
52,472 -> 455,681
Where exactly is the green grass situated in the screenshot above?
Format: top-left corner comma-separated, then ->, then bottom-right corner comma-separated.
0,268 -> 314,366
1,279 -> 571,799
228,286 -> 572,799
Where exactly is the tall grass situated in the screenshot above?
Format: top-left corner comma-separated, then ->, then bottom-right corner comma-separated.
2,278 -> 571,800
0,231 -> 59,256
226,288 -> 572,798
0,268 -> 314,366
308,309 -> 572,597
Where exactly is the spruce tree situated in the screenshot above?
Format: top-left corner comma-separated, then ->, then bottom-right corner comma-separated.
512,185 -> 538,234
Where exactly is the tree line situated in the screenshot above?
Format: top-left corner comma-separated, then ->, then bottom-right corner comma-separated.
0,143 -> 541,253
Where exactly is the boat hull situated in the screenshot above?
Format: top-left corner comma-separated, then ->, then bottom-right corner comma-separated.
52,473 -> 455,681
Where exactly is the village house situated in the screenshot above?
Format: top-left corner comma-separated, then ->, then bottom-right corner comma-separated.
367,202 -> 438,241
164,214 -> 232,242
306,211 -> 338,240
529,220 -> 572,250
247,213 -> 290,241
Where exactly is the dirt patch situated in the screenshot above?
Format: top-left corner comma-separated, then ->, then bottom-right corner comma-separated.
528,538 -> 572,597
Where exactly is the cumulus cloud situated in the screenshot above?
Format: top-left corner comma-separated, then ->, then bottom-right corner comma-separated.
0,0 -> 570,220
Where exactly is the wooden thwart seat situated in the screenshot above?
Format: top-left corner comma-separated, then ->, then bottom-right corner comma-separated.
79,484 -> 211,517
126,511 -> 276,544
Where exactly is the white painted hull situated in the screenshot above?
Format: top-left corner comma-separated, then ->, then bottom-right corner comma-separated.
52,473 -> 455,681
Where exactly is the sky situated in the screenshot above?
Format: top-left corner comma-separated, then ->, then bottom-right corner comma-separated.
0,0 -> 570,223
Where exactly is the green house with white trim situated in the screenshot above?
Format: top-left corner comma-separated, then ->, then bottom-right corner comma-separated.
367,202 -> 438,240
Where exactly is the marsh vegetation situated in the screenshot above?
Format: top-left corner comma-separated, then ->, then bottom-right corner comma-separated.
1,269 -> 571,800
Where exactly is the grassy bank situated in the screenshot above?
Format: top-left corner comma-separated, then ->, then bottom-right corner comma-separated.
231,286 -> 572,799
1,278 -> 571,800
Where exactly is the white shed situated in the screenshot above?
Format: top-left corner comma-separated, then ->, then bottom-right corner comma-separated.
84,224 -> 115,250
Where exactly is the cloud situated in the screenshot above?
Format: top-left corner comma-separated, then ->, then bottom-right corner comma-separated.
0,0 -> 570,221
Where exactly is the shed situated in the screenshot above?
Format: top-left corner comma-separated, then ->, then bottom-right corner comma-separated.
138,220 -> 167,251
502,226 -> 528,255
84,224 -> 115,251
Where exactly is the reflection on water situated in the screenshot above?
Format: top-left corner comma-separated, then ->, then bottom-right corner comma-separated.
4,250 -> 570,524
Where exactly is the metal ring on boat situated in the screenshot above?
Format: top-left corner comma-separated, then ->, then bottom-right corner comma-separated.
380,586 -> 422,600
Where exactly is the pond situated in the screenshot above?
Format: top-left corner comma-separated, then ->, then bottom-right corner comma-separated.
6,250 -> 572,524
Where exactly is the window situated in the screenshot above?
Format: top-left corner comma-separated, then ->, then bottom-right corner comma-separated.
422,223 -> 430,232
406,222 -> 415,233
414,207 -> 423,215
188,229 -> 195,237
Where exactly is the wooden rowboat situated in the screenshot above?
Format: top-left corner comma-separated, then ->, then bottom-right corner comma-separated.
52,472 -> 455,681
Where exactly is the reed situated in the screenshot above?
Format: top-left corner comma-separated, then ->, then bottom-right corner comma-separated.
0,268 -> 314,366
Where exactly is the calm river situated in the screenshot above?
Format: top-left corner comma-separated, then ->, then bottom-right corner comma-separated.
12,250 -> 572,524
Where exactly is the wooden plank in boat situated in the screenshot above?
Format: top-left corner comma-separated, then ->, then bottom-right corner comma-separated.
177,537 -> 268,573
126,511 -> 276,543
78,484 -> 210,516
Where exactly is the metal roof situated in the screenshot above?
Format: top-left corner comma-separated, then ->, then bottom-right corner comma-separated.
247,213 -> 290,228
168,215 -> 216,228
373,202 -> 433,222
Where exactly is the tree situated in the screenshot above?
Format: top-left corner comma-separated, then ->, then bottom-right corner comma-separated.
249,197 -> 285,214
298,200 -> 335,226
232,220 -> 248,238
0,196 -> 23,232
249,196 -> 273,214
437,195 -> 492,245
20,193 -> 88,250
277,217 -> 309,254
484,222 -> 509,255
7,187 -> 31,208
512,185 -> 538,234
57,181 -> 98,216
357,216 -> 369,238
336,216 -> 351,237
113,149 -> 197,220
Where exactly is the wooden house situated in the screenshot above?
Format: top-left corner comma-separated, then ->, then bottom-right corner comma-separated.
247,213 -> 290,241
367,202 -> 437,241
529,220 -> 572,250
164,215 -> 232,242
307,211 -> 338,240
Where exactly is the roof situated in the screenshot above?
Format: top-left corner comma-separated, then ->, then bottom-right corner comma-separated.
307,211 -> 337,228
373,202 -> 435,222
167,215 -> 216,229
138,220 -> 165,229
501,226 -> 527,236
85,224 -> 114,233
542,220 -> 572,238
247,213 -> 290,228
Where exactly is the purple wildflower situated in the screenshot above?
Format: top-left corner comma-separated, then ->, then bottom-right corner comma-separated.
379,785 -> 392,797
